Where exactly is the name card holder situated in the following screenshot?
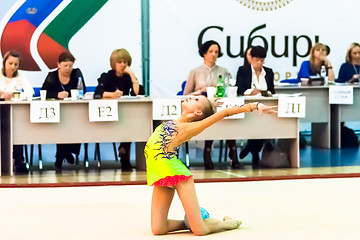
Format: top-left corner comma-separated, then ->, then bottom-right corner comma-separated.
89,100 -> 118,122
217,97 -> 245,119
278,96 -> 306,118
30,101 -> 60,123
329,85 -> 353,104
153,98 -> 182,120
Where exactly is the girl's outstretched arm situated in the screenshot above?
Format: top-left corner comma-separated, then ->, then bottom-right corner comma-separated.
171,103 -> 263,148
183,102 -> 258,137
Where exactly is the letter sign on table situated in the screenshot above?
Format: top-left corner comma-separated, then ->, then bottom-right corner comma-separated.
153,98 -> 182,120
89,100 -> 118,122
216,97 -> 245,119
329,86 -> 353,104
30,101 -> 60,123
278,96 -> 306,118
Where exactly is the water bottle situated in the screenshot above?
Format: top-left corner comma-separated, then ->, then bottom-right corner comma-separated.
224,73 -> 230,88
14,81 -> 23,100
15,81 -> 22,91
216,75 -> 225,97
320,65 -> 327,85
77,76 -> 84,99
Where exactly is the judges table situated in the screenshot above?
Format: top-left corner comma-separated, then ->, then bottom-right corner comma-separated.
0,98 -> 153,176
0,96 -> 300,176
332,85 -> 360,148
191,97 -> 299,169
275,85 -> 331,148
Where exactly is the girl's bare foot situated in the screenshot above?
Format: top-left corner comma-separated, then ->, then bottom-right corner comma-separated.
223,216 -> 242,229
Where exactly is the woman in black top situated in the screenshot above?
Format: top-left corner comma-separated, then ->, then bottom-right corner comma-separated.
41,53 -> 85,99
235,46 -> 275,168
94,48 -> 140,171
41,51 -> 86,169
95,48 -> 139,98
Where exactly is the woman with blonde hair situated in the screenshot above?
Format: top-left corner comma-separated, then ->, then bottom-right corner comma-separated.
95,48 -> 139,98
337,42 -> 360,83
297,43 -> 335,82
94,48 -> 140,171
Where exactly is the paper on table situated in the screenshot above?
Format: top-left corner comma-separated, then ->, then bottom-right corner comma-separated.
273,93 -> 303,97
121,95 -> 143,99
274,82 -> 301,87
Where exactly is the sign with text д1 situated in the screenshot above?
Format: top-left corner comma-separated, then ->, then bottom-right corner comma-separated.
278,96 -> 306,118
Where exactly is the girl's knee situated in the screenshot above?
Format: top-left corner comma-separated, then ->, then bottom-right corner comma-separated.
191,227 -> 208,236
187,222 -> 209,236
151,224 -> 168,235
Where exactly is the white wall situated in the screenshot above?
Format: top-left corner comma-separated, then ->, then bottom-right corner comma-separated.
1,0 -> 359,94
149,0 -> 359,96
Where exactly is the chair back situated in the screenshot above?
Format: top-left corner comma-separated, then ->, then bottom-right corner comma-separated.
177,81 -> 186,95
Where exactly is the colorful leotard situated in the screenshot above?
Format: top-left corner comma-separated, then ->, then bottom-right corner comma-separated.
144,121 -> 193,187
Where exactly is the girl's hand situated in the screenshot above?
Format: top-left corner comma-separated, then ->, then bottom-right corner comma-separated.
257,103 -> 278,114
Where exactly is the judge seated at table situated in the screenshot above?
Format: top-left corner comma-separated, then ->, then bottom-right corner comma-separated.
183,40 -> 240,169
235,45 -> 275,168
0,50 -> 34,174
297,43 -> 335,84
94,48 -> 140,171
336,42 -> 360,83
41,51 -> 86,169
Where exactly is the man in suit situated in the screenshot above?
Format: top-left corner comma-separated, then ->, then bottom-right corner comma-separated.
235,45 -> 275,168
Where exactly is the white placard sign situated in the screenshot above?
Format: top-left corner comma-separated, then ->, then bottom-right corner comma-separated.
278,96 -> 306,118
30,101 -> 60,123
329,86 -> 353,104
89,100 -> 119,122
216,97 -> 245,119
153,98 -> 182,120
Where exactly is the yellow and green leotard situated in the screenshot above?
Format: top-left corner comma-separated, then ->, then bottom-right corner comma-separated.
145,121 -> 192,187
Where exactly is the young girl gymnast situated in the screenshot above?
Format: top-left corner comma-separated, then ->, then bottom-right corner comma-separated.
144,96 -> 277,236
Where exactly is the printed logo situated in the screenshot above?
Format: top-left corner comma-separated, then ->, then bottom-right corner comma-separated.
26,8 -> 37,15
236,0 -> 293,11
0,0 -> 108,71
